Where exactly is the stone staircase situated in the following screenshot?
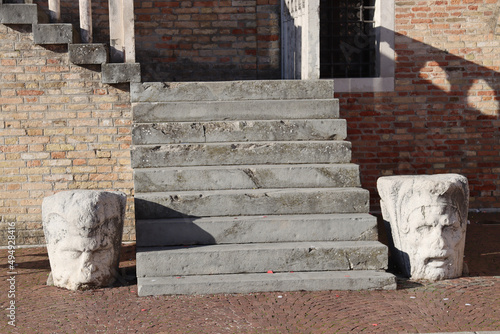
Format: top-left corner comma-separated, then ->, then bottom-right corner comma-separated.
1,2 -> 396,295
0,2 -> 140,84
131,80 -> 396,295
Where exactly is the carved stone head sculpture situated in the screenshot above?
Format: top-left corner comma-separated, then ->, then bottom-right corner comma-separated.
377,174 -> 469,281
42,190 -> 126,290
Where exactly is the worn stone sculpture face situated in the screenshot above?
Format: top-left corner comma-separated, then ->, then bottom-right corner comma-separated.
42,190 -> 126,290
377,174 -> 469,281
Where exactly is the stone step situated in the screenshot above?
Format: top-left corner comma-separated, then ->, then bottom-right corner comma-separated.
138,270 -> 397,296
134,164 -> 360,192
102,63 -> 141,84
33,23 -> 74,44
131,141 -> 351,168
69,43 -> 108,65
134,187 -> 369,219
0,4 -> 47,24
132,99 -> 339,123
131,80 -> 334,103
136,241 -> 388,277
136,213 -> 377,247
132,119 -> 346,145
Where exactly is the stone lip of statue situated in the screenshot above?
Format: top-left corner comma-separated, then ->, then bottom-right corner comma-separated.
42,190 -> 126,291
377,174 -> 469,281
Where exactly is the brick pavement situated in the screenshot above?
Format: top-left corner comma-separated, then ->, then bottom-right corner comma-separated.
0,213 -> 499,333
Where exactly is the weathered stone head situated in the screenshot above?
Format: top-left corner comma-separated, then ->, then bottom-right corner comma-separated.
377,174 -> 469,281
42,190 -> 126,290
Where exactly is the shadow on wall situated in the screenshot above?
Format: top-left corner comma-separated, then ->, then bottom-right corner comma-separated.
134,0 -> 282,82
342,28 -> 500,210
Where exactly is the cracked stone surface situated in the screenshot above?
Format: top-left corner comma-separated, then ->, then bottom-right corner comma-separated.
136,241 -> 388,277
131,141 -> 352,168
132,119 -> 347,145
42,190 -> 126,291
131,80 -> 335,102
378,174 -> 469,281
134,164 -> 361,192
134,188 -> 369,219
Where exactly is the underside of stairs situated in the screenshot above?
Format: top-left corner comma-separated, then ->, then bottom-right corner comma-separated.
131,80 -> 396,296
0,2 -> 140,84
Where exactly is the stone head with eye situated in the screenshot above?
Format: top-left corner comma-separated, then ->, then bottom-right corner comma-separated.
42,190 -> 126,291
378,174 -> 469,281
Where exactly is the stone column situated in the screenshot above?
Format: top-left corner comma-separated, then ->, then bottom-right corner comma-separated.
109,0 -> 136,63
79,0 -> 92,43
377,174 -> 469,281
48,0 -> 60,22
42,190 -> 126,290
281,0 -> 320,79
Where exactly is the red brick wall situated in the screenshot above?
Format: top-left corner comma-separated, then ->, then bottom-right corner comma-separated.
135,0 -> 281,81
337,0 -> 500,210
34,0 -> 281,81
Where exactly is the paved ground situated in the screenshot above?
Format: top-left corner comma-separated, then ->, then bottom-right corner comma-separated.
1,212 -> 499,333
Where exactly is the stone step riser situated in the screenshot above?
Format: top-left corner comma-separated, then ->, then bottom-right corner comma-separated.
0,4 -> 48,24
133,100 -> 339,123
33,24 -> 75,45
131,80 -> 335,102
136,213 -> 377,247
131,141 -> 351,168
133,119 -> 346,145
134,164 -> 360,193
137,241 -> 388,277
135,188 -> 369,219
138,271 -> 397,296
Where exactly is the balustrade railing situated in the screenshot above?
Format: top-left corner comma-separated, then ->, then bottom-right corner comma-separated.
281,0 -> 320,80
48,0 -> 135,62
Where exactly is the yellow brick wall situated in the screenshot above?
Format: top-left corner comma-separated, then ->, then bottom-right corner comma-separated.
0,24 -> 135,246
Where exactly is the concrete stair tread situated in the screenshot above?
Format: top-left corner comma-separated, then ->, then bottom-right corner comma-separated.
134,163 -> 361,192
136,213 -> 378,246
138,240 -> 385,252
33,23 -> 74,44
131,140 -> 351,168
132,100 -> 339,123
132,119 -> 347,144
137,270 -> 397,295
134,187 -> 369,218
69,43 -> 108,65
0,4 -> 43,24
136,186 -> 369,197
136,240 -> 388,276
131,80 -> 335,102
102,63 -> 141,84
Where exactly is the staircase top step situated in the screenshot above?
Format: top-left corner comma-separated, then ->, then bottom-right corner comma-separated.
131,80 -> 334,103
138,270 -> 396,295
132,99 -> 339,123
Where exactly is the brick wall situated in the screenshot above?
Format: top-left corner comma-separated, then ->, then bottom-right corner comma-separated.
0,24 -> 135,246
135,0 -> 281,81
337,0 -> 500,210
34,0 -> 281,81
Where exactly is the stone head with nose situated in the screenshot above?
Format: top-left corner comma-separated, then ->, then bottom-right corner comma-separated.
43,190 -> 126,291
378,174 -> 469,281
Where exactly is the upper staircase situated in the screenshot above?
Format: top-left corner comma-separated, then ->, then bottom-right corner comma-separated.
131,80 -> 396,296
